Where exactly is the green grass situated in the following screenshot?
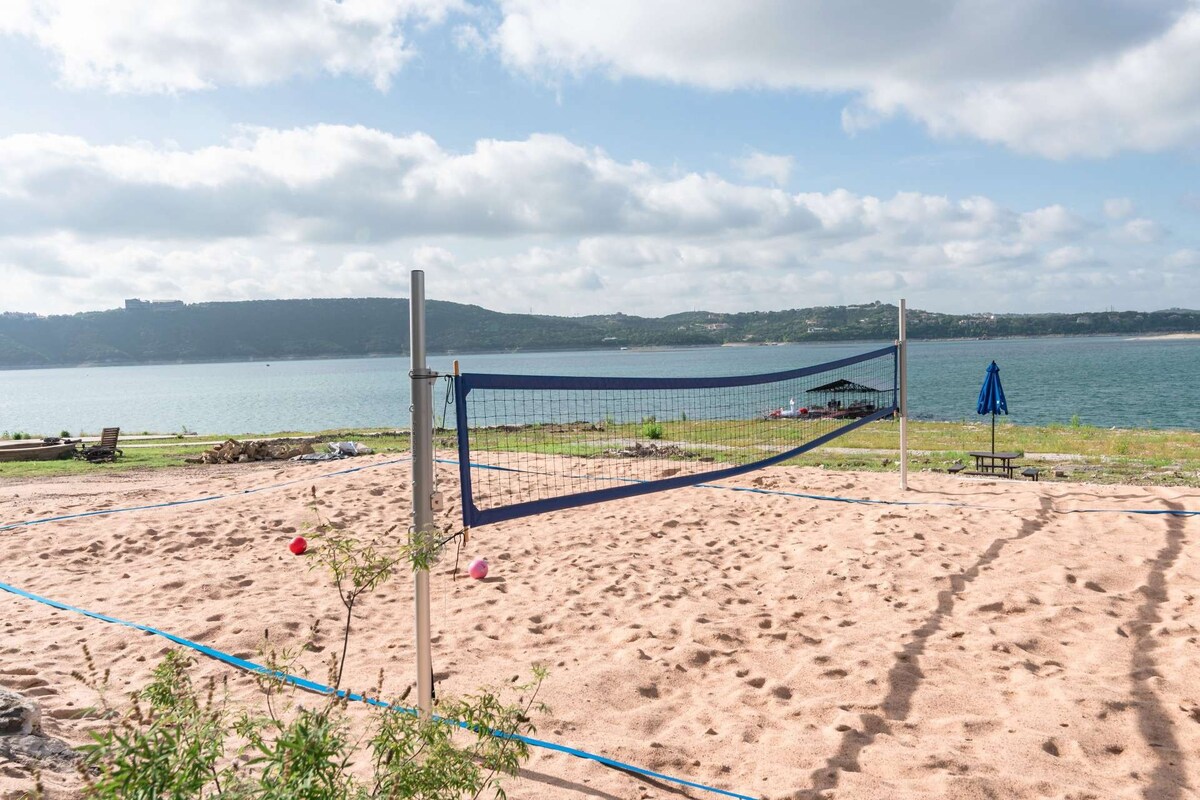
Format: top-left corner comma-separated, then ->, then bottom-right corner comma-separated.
0,428 -> 413,480
4,421 -> 1199,487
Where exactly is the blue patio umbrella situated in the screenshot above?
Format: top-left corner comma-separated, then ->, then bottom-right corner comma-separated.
976,360 -> 1008,453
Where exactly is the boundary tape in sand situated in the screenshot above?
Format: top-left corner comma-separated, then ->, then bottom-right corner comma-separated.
3,455 -> 1196,534
1,457 -> 1192,797
0,580 -> 759,800
438,458 -> 1200,518
0,457 -> 413,532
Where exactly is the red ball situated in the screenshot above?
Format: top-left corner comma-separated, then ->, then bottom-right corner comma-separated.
289,536 -> 308,555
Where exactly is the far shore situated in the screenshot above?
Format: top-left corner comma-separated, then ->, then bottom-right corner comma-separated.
3,330 -> 1199,371
1126,332 -> 1200,340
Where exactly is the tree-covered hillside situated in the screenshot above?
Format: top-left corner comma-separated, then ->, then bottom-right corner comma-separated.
1,299 -> 1197,368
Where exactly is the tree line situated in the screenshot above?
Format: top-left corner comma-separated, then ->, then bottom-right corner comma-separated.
1,298 -> 1196,368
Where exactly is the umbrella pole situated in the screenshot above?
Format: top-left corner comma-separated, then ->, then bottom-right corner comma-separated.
991,411 -> 996,453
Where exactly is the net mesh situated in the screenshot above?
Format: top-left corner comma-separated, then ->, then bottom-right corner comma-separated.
453,346 -> 898,527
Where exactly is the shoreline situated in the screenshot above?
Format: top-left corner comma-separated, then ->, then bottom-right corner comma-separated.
2,419 -> 1197,487
3,330 -> 1199,372
1125,332 -> 1200,340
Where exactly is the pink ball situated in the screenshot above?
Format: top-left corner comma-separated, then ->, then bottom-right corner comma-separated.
468,558 -> 489,580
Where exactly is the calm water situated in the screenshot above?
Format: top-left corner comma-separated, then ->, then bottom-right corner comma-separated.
1,336 -> 1197,434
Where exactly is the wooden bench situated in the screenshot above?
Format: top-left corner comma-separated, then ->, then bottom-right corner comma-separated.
79,427 -> 123,463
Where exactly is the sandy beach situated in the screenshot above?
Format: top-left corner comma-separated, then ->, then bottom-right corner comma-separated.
2,455 -> 1198,799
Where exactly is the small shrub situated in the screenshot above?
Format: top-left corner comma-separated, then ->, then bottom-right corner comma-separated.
642,422 -> 664,440
1070,414 -> 1082,428
60,429 -> 72,438
80,494 -> 544,799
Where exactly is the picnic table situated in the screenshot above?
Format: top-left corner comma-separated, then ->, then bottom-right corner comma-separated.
967,451 -> 1021,479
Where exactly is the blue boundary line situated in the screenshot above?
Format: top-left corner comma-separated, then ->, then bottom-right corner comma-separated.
0,580 -> 758,800
435,458 -> 1199,518
0,456 -> 413,532
3,452 -> 1196,535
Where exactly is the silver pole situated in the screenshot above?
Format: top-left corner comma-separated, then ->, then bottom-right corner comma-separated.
898,298 -> 908,491
410,270 -> 434,718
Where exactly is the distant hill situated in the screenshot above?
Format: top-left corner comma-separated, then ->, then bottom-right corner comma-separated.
1,298 -> 1197,368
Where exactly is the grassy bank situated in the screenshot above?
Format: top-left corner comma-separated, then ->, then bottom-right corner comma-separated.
2,421 -> 1198,487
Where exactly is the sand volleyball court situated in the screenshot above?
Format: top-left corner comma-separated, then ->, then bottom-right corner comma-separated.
2,456 -> 1198,799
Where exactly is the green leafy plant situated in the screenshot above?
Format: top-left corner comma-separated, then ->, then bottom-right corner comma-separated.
79,493 -> 545,800
1070,414 -> 1083,428
306,486 -> 401,691
641,420 -> 664,440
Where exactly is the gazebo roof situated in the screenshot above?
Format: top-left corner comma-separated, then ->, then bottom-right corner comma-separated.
806,378 -> 888,394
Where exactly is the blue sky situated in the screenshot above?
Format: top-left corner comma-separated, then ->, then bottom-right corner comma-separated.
1,0 -> 1198,317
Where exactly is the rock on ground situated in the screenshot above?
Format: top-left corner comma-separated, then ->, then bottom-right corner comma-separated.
0,687 -> 80,774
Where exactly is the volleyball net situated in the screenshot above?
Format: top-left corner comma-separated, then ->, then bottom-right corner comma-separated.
452,345 -> 899,528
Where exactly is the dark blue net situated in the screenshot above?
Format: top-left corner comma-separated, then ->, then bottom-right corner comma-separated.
453,346 -> 898,528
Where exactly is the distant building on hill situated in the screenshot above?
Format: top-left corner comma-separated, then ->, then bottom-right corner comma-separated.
125,298 -> 184,311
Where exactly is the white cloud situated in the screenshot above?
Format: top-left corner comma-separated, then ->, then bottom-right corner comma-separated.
1165,248 -> 1200,268
1104,197 -> 1136,219
1044,245 -> 1096,270
1119,218 -> 1166,243
411,245 -> 457,272
0,126 -> 1193,316
0,127 -> 819,240
0,0 -> 464,93
733,152 -> 793,186
490,0 -> 1200,158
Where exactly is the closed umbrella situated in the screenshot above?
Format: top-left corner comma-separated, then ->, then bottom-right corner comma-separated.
976,360 -> 1008,453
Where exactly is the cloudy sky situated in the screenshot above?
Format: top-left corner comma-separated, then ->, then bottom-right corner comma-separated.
1,0 -> 1198,317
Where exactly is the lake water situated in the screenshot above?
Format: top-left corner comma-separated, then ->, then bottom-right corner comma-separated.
1,336 -> 1197,435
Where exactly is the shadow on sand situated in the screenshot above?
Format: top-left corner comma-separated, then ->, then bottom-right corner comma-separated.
1129,499 -> 1189,800
795,495 -> 1054,798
